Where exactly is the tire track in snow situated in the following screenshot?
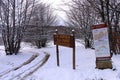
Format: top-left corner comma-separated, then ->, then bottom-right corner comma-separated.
0,52 -> 50,80
0,54 -> 38,77
21,53 -> 50,80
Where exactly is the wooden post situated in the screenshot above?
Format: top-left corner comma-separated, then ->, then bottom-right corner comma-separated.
72,30 -> 76,69
55,29 -> 60,66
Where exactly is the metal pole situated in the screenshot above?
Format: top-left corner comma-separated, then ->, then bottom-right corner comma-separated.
72,30 -> 75,69
55,29 -> 60,66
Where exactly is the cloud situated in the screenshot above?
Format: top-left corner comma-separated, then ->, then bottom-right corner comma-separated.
41,0 -> 71,25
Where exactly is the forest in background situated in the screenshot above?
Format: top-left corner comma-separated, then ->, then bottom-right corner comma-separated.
0,0 -> 120,55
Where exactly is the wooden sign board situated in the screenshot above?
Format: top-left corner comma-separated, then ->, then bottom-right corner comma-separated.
53,30 -> 76,69
54,34 -> 74,48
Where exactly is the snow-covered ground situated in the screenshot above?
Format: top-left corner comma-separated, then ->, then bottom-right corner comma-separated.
0,41 -> 120,80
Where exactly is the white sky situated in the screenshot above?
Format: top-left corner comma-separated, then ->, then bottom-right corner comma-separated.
41,0 -> 70,10
40,0 -> 71,25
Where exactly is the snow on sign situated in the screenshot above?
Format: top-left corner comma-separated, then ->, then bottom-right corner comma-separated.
92,24 -> 111,58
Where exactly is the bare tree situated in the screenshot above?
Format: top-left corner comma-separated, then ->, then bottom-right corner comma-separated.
0,0 -> 36,55
87,0 -> 120,54
25,3 -> 57,48
65,0 -> 120,51
64,0 -> 99,48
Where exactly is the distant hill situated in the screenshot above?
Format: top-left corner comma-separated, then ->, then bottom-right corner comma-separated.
23,25 -> 81,42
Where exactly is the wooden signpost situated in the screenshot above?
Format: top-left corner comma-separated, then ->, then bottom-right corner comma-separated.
92,24 -> 112,69
54,29 -> 76,69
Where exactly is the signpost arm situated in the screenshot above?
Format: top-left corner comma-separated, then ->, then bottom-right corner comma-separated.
55,29 -> 60,66
72,30 -> 76,69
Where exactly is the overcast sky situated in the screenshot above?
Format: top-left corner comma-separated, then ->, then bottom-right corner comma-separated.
41,0 -> 71,25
